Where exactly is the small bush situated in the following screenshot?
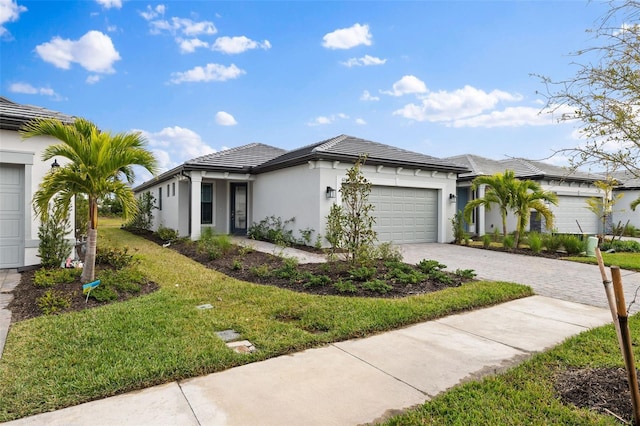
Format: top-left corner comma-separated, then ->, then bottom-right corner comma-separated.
503,235 -> 515,250
122,192 -> 156,232
231,259 -> 243,270
197,230 -> 232,260
562,235 -> 585,255
37,290 -> 71,315
273,257 -> 300,280
374,242 -> 403,262
33,268 -> 81,288
304,274 -> 331,288
600,239 -> 640,253
454,269 -> 477,279
492,228 -> 501,242
417,259 -> 446,274
543,234 -> 563,252
248,216 -> 296,246
156,225 -> 179,243
298,227 -> 315,246
89,285 -> 118,302
429,270 -> 453,285
361,279 -> 393,294
451,210 -> 465,244
482,234 -> 492,248
96,246 -> 134,269
349,266 -> 377,281
97,268 -> 145,294
250,265 -> 271,278
38,203 -> 73,269
333,279 -> 357,293
527,232 -> 542,254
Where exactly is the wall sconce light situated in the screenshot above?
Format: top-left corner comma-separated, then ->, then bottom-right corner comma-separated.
326,186 -> 336,199
449,193 -> 457,203
51,159 -> 60,171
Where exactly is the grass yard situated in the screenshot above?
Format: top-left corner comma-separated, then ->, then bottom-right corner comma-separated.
0,223 -> 532,422
385,314 -> 640,425
565,252 -> 640,271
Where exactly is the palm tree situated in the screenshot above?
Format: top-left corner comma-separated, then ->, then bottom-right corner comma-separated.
21,118 -> 158,282
631,196 -> 639,211
464,170 -> 519,238
512,180 -> 558,247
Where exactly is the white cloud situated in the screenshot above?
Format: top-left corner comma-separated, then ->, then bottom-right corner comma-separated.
341,55 -> 386,67
211,36 -> 271,54
0,0 -> 26,37
450,106 -> 559,128
140,4 -> 165,21
35,30 -> 121,73
86,75 -> 101,84
9,82 -> 60,98
215,111 -> 237,126
96,0 -> 122,9
393,85 -> 522,122
149,16 -> 216,36
382,75 -> 427,96
360,90 -> 379,101
106,25 -> 118,32
169,63 -> 245,84
322,23 -> 372,50
355,118 -> 367,125
177,37 -> 209,53
136,126 -> 216,172
306,113 -> 349,127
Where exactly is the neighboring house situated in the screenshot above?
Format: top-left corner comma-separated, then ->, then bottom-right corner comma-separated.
134,135 -> 469,244
611,170 -> 640,230
446,154 -> 605,236
0,97 -> 75,269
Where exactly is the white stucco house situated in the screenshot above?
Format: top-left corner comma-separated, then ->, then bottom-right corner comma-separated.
0,97 -> 75,269
446,154 -> 606,236
612,170 -> 640,230
134,135 -> 469,245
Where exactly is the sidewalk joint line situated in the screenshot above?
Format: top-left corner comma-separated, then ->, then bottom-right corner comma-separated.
433,321 -> 534,354
177,381 -> 202,426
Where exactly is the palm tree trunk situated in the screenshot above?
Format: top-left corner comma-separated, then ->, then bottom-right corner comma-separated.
80,198 -> 98,283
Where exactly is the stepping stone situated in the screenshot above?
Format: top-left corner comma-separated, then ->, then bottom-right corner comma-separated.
226,340 -> 256,354
216,329 -> 241,342
196,304 -> 213,310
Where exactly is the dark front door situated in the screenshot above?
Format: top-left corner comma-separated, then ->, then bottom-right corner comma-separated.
230,182 -> 248,235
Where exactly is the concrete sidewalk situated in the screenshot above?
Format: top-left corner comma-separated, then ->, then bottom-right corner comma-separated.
4,295 -> 612,426
0,268 -> 19,361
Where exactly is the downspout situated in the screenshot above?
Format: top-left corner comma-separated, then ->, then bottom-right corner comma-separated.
181,170 -> 192,236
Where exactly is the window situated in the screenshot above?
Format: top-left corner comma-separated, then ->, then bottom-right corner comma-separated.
172,182 -> 175,196
201,183 -> 213,224
158,187 -> 162,210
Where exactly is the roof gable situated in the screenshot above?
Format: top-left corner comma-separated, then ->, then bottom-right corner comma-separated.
185,143 -> 287,172
0,96 -> 74,131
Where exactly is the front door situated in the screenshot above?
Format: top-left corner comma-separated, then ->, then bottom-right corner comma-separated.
230,182 -> 247,235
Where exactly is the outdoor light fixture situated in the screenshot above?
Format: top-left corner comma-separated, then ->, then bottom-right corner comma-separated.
51,159 -> 60,170
449,193 -> 457,202
326,186 -> 336,199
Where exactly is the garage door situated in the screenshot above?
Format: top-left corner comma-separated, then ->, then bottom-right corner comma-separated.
553,195 -> 599,234
0,164 -> 25,268
369,186 -> 438,243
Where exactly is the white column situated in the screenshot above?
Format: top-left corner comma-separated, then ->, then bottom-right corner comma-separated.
190,171 -> 202,240
477,184 -> 486,236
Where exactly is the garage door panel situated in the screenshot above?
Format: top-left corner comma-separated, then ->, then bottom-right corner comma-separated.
369,186 -> 438,244
0,164 -> 25,268
553,196 -> 599,234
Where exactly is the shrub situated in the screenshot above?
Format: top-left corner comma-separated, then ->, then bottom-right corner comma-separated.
492,228 -> 501,242
38,203 -> 72,269
89,285 -> 118,302
33,268 -> 81,288
527,232 -> 542,254
97,268 -> 145,294
273,257 -> 300,280
36,290 -> 71,315
482,234 -> 492,248
231,259 -> 243,270
543,234 -> 563,252
562,235 -> 585,255
197,230 -> 232,260
248,216 -> 296,246
122,192 -> 155,232
430,270 -> 453,285
502,235 -> 515,250
374,242 -> 403,262
304,274 -> 331,288
156,225 -> 179,243
417,259 -> 446,274
361,279 -> 393,294
600,239 -> 640,253
454,269 -> 477,279
96,246 -> 134,269
333,279 -> 357,294
349,266 -> 377,282
298,227 -> 315,246
250,264 -> 271,278
451,210 -> 465,244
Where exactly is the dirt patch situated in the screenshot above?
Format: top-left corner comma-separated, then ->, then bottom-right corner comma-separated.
9,267 -> 159,322
555,367 -> 639,423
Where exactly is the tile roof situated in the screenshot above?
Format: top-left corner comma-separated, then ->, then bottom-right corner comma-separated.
185,143 -> 287,171
611,170 -> 640,189
446,154 -> 605,182
0,96 -> 74,131
255,134 -> 469,173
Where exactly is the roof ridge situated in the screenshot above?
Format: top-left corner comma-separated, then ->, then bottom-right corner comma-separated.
313,134 -> 349,152
465,154 -> 482,175
514,157 -> 545,175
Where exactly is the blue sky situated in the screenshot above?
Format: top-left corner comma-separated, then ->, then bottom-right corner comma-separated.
1,0 -> 613,181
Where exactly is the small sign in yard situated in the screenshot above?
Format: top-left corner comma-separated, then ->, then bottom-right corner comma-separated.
82,280 -> 101,302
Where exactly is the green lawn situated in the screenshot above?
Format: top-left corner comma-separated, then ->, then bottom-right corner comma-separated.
385,314 -> 640,425
0,224 -> 532,422
565,252 -> 640,271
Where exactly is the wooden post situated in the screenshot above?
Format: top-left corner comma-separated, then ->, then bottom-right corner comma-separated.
595,248 -> 623,349
610,266 -> 640,425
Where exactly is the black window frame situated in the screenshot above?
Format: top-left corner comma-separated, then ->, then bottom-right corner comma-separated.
201,183 -> 213,224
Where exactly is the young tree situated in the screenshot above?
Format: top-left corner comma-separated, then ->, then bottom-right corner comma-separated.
586,178 -> 623,235
21,118 -> 158,282
325,155 -> 378,265
512,180 -> 558,247
464,170 -> 519,239
537,1 -> 640,178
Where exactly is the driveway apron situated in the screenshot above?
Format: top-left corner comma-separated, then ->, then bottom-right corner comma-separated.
400,243 -> 640,314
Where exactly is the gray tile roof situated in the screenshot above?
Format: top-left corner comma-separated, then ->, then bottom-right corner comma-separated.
0,96 -> 74,131
185,143 -> 287,171
255,134 -> 469,173
611,170 -> 640,189
446,154 -> 605,182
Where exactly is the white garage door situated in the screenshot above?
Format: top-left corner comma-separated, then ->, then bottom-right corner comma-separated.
553,195 -> 599,234
369,186 -> 438,244
0,164 -> 25,268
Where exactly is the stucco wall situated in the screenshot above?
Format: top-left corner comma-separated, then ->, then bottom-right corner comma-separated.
613,189 -> 640,229
1,129 -> 75,267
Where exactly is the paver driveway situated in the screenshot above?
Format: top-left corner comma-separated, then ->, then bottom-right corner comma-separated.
400,243 -> 640,314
